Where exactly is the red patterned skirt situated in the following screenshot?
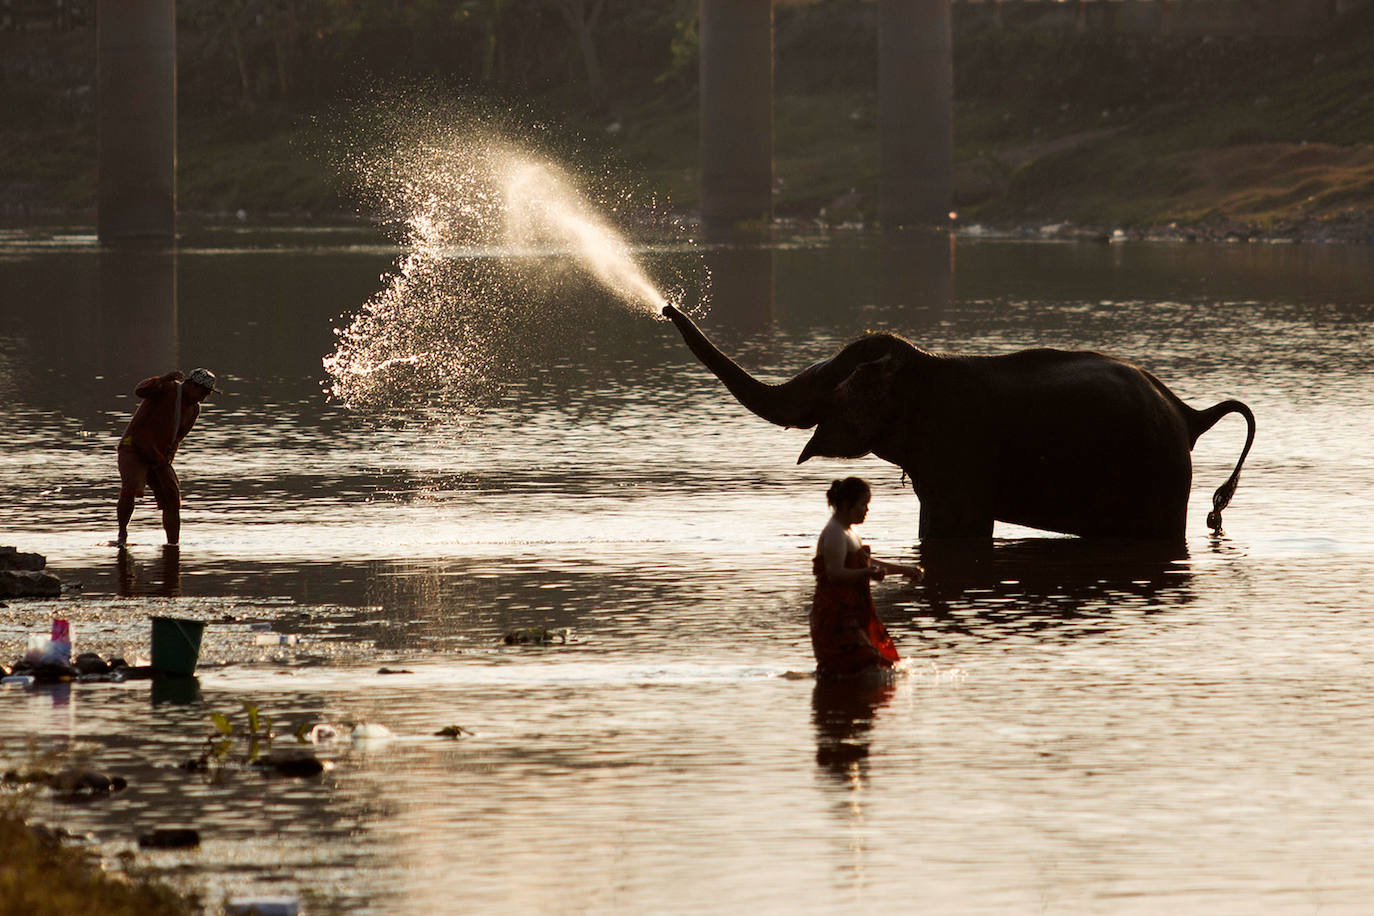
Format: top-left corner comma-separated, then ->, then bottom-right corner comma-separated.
809,548 -> 899,677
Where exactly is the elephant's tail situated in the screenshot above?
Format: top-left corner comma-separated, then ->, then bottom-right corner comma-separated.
1190,399 -> 1256,533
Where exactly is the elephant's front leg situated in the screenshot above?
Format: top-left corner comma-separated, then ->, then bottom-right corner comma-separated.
917,503 -> 995,539
913,481 -> 996,539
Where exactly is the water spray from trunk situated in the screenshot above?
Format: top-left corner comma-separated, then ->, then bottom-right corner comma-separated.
321,94 -> 686,412
502,160 -> 669,316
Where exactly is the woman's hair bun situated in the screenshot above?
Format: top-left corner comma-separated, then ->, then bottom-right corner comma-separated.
826,476 -> 870,508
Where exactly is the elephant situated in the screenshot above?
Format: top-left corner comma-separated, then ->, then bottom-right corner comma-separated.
662,305 -> 1255,542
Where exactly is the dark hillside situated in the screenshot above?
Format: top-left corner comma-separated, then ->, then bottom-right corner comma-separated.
950,4 -> 1374,239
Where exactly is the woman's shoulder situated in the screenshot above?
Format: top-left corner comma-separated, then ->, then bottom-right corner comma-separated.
817,520 -> 861,552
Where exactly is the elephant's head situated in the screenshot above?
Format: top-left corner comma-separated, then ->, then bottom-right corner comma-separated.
661,305 -> 922,464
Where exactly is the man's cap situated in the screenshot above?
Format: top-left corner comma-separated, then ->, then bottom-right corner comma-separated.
188,367 -> 219,393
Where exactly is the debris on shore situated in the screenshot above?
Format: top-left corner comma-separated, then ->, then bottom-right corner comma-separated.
2,648 -> 154,687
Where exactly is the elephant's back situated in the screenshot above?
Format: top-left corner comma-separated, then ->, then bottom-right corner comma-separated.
983,349 -> 1189,433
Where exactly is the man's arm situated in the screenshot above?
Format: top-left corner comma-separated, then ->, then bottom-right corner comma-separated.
170,404 -> 199,454
134,370 -> 185,398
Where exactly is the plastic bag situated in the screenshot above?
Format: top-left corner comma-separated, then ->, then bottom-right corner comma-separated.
23,619 -> 72,666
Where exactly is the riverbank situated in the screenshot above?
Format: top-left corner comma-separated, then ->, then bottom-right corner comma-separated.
1,6 -> 1371,241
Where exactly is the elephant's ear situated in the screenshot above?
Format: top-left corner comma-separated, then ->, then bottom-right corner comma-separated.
797,356 -> 901,463
835,355 -> 900,427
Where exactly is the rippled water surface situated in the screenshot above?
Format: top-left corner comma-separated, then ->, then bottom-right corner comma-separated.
3,230 -> 1374,913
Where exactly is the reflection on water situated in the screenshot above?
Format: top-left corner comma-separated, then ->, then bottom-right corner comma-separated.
97,245 -> 178,381
2,231 -> 1374,912
909,537 -> 1194,644
702,238 -> 775,332
117,545 -> 182,597
812,676 -> 895,785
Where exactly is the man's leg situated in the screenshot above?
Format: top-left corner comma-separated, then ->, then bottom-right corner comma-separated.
115,447 -> 146,546
148,464 -> 182,546
116,489 -> 135,546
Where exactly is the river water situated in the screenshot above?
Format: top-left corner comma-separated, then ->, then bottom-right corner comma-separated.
2,229 -> 1373,914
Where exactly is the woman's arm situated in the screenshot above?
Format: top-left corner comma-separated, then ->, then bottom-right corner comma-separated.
872,558 -> 925,582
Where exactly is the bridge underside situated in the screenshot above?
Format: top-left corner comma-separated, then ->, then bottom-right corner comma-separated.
699,0 -> 953,231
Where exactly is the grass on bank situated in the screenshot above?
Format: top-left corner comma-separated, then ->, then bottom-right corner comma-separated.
0,806 -> 196,916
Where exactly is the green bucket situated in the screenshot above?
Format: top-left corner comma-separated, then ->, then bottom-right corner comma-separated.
150,616 -> 205,677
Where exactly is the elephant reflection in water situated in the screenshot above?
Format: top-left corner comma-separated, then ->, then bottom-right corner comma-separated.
663,306 -> 1255,542
912,535 -> 1196,639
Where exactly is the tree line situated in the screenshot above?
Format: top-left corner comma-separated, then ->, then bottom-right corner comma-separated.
174,0 -> 699,115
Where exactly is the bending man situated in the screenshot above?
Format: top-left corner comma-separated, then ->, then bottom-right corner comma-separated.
116,368 -> 218,547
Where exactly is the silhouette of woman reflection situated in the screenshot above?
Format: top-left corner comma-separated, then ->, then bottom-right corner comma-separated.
811,676 -> 897,786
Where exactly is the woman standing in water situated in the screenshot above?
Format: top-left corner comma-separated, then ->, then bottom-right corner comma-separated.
811,477 -> 923,677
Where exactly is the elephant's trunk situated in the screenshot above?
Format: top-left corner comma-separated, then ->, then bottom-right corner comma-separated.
662,305 -> 820,428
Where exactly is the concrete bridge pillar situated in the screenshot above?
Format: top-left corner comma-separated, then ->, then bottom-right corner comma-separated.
97,0 -> 177,242
878,0 -> 953,228
699,0 -> 773,229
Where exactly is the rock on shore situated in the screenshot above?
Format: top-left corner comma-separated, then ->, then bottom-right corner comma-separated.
0,546 -> 61,598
